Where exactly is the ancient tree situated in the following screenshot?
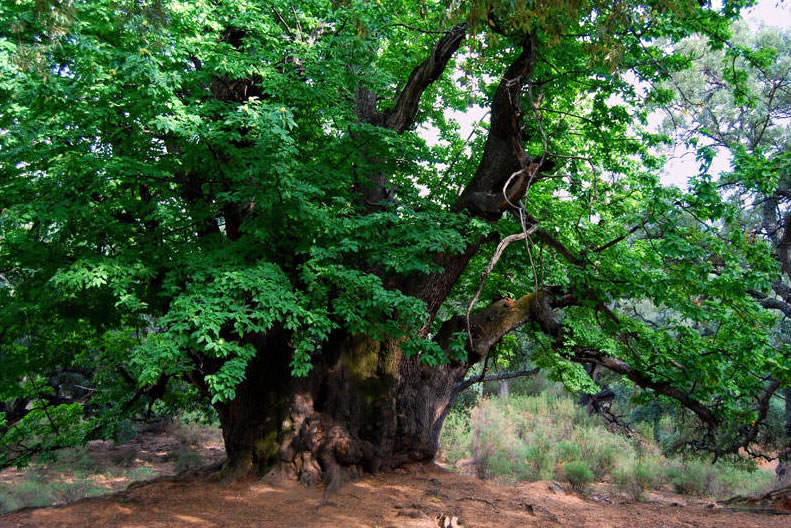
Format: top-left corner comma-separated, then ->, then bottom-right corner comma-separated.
1,0 -> 787,481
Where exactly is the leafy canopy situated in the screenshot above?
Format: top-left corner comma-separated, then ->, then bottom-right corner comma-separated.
0,0 -> 787,465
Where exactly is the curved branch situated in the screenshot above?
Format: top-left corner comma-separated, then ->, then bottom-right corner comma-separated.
465,229 -> 537,349
437,285 -> 727,431
435,289 -> 563,363
456,33 -> 550,221
383,24 -> 467,132
572,348 -> 718,427
407,34 -> 551,321
353,24 -> 466,209
748,291 -> 791,318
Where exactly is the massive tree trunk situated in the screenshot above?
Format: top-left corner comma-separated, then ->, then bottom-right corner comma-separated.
199,24 -> 481,481
214,290 -> 562,481
213,332 -> 465,481
201,22 -> 733,481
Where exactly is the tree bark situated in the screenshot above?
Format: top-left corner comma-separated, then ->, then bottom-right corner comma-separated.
777,387 -> 791,483
215,331 -> 470,482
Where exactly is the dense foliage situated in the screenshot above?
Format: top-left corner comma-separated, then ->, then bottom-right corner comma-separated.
656,20 -> 791,465
0,0 -> 789,474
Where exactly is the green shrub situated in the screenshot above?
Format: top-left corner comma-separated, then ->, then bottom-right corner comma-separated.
555,440 -> 581,462
633,459 -> 662,491
0,485 -> 22,514
470,400 -> 520,481
524,444 -> 554,480
52,447 -> 99,474
54,481 -> 104,504
588,443 -> 617,480
612,466 -> 643,501
563,461 -> 594,490
439,409 -> 471,464
711,463 -> 774,498
666,459 -> 774,498
439,391 -> 774,498
667,460 -> 712,496
12,480 -> 57,509
576,427 -> 622,479
174,422 -> 218,447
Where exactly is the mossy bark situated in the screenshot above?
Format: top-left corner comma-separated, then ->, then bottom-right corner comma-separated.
214,291 -> 556,482
214,331 -> 470,482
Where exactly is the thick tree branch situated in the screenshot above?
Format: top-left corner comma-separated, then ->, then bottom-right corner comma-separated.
699,379 -> 783,462
383,24 -> 466,132
437,285 -> 720,431
456,33 -> 552,221
409,35 -> 562,324
353,24 -> 466,209
435,289 -> 563,363
748,289 -> 791,318
572,348 -> 718,427
465,229 -> 537,349
747,379 -> 781,444
772,279 -> 791,304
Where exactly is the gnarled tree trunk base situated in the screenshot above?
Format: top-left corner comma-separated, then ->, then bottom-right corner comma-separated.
215,332 -> 471,485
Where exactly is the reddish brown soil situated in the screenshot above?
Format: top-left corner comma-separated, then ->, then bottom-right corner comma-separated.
2,462 -> 788,528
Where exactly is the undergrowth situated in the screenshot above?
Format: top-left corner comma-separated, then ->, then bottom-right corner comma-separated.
439,391 -> 774,500
0,421 -> 219,514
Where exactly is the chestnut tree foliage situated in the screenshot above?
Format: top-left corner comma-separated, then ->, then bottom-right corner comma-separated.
1,0 -> 789,478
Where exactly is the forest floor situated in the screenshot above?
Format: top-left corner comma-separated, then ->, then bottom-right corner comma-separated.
2,459 -> 790,528
0,421 -> 226,515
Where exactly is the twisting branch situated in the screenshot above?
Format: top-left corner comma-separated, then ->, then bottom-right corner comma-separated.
436,289 -> 563,363
748,290 -> 791,319
352,24 -> 466,210
572,348 -> 718,427
465,229 -> 537,350
382,24 -> 467,132
409,33 -> 553,323
746,379 -> 782,445
456,33 -> 552,221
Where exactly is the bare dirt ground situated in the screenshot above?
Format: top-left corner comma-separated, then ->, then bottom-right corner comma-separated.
2,461 -> 789,528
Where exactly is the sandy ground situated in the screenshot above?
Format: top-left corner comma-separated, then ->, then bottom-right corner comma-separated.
2,462 -> 789,528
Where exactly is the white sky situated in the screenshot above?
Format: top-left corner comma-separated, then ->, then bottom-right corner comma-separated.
744,0 -> 791,28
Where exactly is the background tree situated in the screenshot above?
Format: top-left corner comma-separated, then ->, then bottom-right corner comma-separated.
657,22 -> 791,477
1,0 -> 787,483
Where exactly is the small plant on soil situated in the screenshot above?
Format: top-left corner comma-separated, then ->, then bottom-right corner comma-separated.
562,461 -> 594,491
612,466 -> 644,501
